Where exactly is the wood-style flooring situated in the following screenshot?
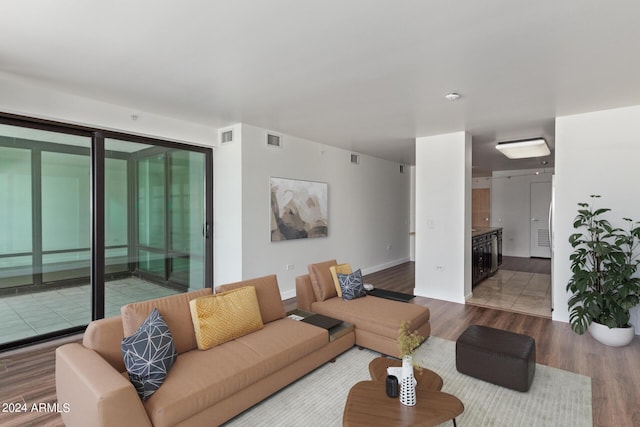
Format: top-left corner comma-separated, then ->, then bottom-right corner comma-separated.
2,261 -> 639,426
361,262 -> 640,427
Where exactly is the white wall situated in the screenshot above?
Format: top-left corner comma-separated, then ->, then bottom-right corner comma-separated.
554,105 -> 640,333
0,75 -> 215,146
212,123 -> 411,298
414,132 -> 471,303
409,166 -> 416,261
491,169 -> 553,257
213,125 -> 244,285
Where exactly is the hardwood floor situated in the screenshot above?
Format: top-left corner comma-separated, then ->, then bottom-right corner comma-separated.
362,262 -> 640,427
2,262 -> 639,426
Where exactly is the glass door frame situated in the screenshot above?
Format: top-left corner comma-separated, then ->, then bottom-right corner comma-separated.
0,112 -> 213,350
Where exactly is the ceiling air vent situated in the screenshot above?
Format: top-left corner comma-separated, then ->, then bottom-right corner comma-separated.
266,133 -> 282,148
399,164 -> 406,174
219,129 -> 233,144
350,153 -> 360,165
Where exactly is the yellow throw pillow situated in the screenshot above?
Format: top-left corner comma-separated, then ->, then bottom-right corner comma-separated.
189,286 -> 264,350
329,263 -> 352,298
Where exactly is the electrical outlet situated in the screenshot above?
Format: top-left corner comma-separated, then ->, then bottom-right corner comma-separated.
286,264 -> 294,271
436,265 -> 444,271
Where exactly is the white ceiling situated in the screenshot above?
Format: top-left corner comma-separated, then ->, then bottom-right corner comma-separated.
2,1 -> 640,174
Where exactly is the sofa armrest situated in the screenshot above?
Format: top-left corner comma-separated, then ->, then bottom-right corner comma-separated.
56,343 -> 152,427
295,274 -> 317,312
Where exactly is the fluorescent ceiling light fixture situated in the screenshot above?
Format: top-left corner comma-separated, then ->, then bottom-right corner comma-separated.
495,138 -> 550,159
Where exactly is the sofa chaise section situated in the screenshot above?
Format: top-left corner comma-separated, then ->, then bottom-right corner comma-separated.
296,260 -> 430,358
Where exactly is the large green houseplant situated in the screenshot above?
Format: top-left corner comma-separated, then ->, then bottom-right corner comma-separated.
566,195 -> 640,346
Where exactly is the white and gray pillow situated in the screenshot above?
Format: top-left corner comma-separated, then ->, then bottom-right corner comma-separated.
337,269 -> 367,301
122,307 -> 178,400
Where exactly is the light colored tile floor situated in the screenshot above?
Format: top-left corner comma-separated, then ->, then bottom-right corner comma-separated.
467,269 -> 552,318
0,278 -> 179,345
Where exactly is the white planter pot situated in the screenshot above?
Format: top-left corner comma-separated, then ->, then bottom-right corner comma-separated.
588,321 -> 635,347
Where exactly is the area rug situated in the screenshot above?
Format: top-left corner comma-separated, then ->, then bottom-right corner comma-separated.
224,336 -> 592,426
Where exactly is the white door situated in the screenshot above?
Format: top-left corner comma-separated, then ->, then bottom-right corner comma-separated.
530,181 -> 552,258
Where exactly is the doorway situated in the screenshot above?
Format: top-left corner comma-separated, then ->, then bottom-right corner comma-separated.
468,173 -> 553,318
530,181 -> 552,258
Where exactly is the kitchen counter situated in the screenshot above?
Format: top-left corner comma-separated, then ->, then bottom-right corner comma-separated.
472,227 -> 503,286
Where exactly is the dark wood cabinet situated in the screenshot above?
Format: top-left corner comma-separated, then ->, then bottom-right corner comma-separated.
472,228 -> 502,287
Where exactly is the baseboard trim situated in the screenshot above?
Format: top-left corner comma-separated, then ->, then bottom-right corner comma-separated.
360,257 -> 411,276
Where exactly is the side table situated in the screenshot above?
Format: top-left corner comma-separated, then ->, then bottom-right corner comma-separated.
286,309 -> 354,342
343,380 -> 464,427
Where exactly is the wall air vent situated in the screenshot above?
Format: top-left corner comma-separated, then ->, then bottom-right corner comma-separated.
219,129 -> 233,144
399,164 -> 406,174
350,153 -> 360,165
266,133 -> 282,148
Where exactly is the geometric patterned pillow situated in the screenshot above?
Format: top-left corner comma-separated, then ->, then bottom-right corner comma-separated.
121,308 -> 178,400
337,269 -> 367,301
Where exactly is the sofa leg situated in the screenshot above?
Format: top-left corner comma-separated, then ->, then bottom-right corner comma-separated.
358,346 -> 364,350
330,358 -> 336,363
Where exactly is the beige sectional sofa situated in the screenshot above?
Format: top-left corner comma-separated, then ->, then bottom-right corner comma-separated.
55,275 -> 355,427
295,260 -> 431,358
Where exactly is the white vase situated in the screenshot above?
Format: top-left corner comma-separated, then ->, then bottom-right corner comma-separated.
400,355 -> 416,406
401,355 -> 413,381
400,374 -> 416,406
588,321 -> 635,347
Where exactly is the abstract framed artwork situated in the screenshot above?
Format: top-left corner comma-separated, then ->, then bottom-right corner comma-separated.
270,177 -> 328,241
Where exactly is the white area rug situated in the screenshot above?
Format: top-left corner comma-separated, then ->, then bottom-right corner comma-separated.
224,336 -> 592,426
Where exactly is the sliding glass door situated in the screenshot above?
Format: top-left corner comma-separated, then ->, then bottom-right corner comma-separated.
0,117 -> 213,350
0,125 -> 92,343
103,140 -> 209,317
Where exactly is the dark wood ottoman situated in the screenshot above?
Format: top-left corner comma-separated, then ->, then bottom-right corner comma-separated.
456,325 -> 536,392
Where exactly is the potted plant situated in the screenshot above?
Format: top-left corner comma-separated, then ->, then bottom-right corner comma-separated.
397,321 -> 424,406
566,195 -> 640,346
398,321 -> 424,371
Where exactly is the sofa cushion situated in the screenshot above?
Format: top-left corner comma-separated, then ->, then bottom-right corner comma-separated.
121,288 -> 212,354
329,263 -> 352,298
142,319 -> 327,427
121,308 -> 178,400
189,286 -> 263,350
216,274 -> 286,323
311,296 -> 430,341
337,269 -> 367,301
308,259 -> 338,301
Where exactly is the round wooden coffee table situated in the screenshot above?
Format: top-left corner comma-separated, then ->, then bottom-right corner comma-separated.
368,357 -> 444,391
343,380 -> 464,427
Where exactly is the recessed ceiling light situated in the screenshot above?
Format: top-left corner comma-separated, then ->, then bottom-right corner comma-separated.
444,92 -> 461,101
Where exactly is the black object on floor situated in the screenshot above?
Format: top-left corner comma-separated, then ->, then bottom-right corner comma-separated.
366,288 -> 415,302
